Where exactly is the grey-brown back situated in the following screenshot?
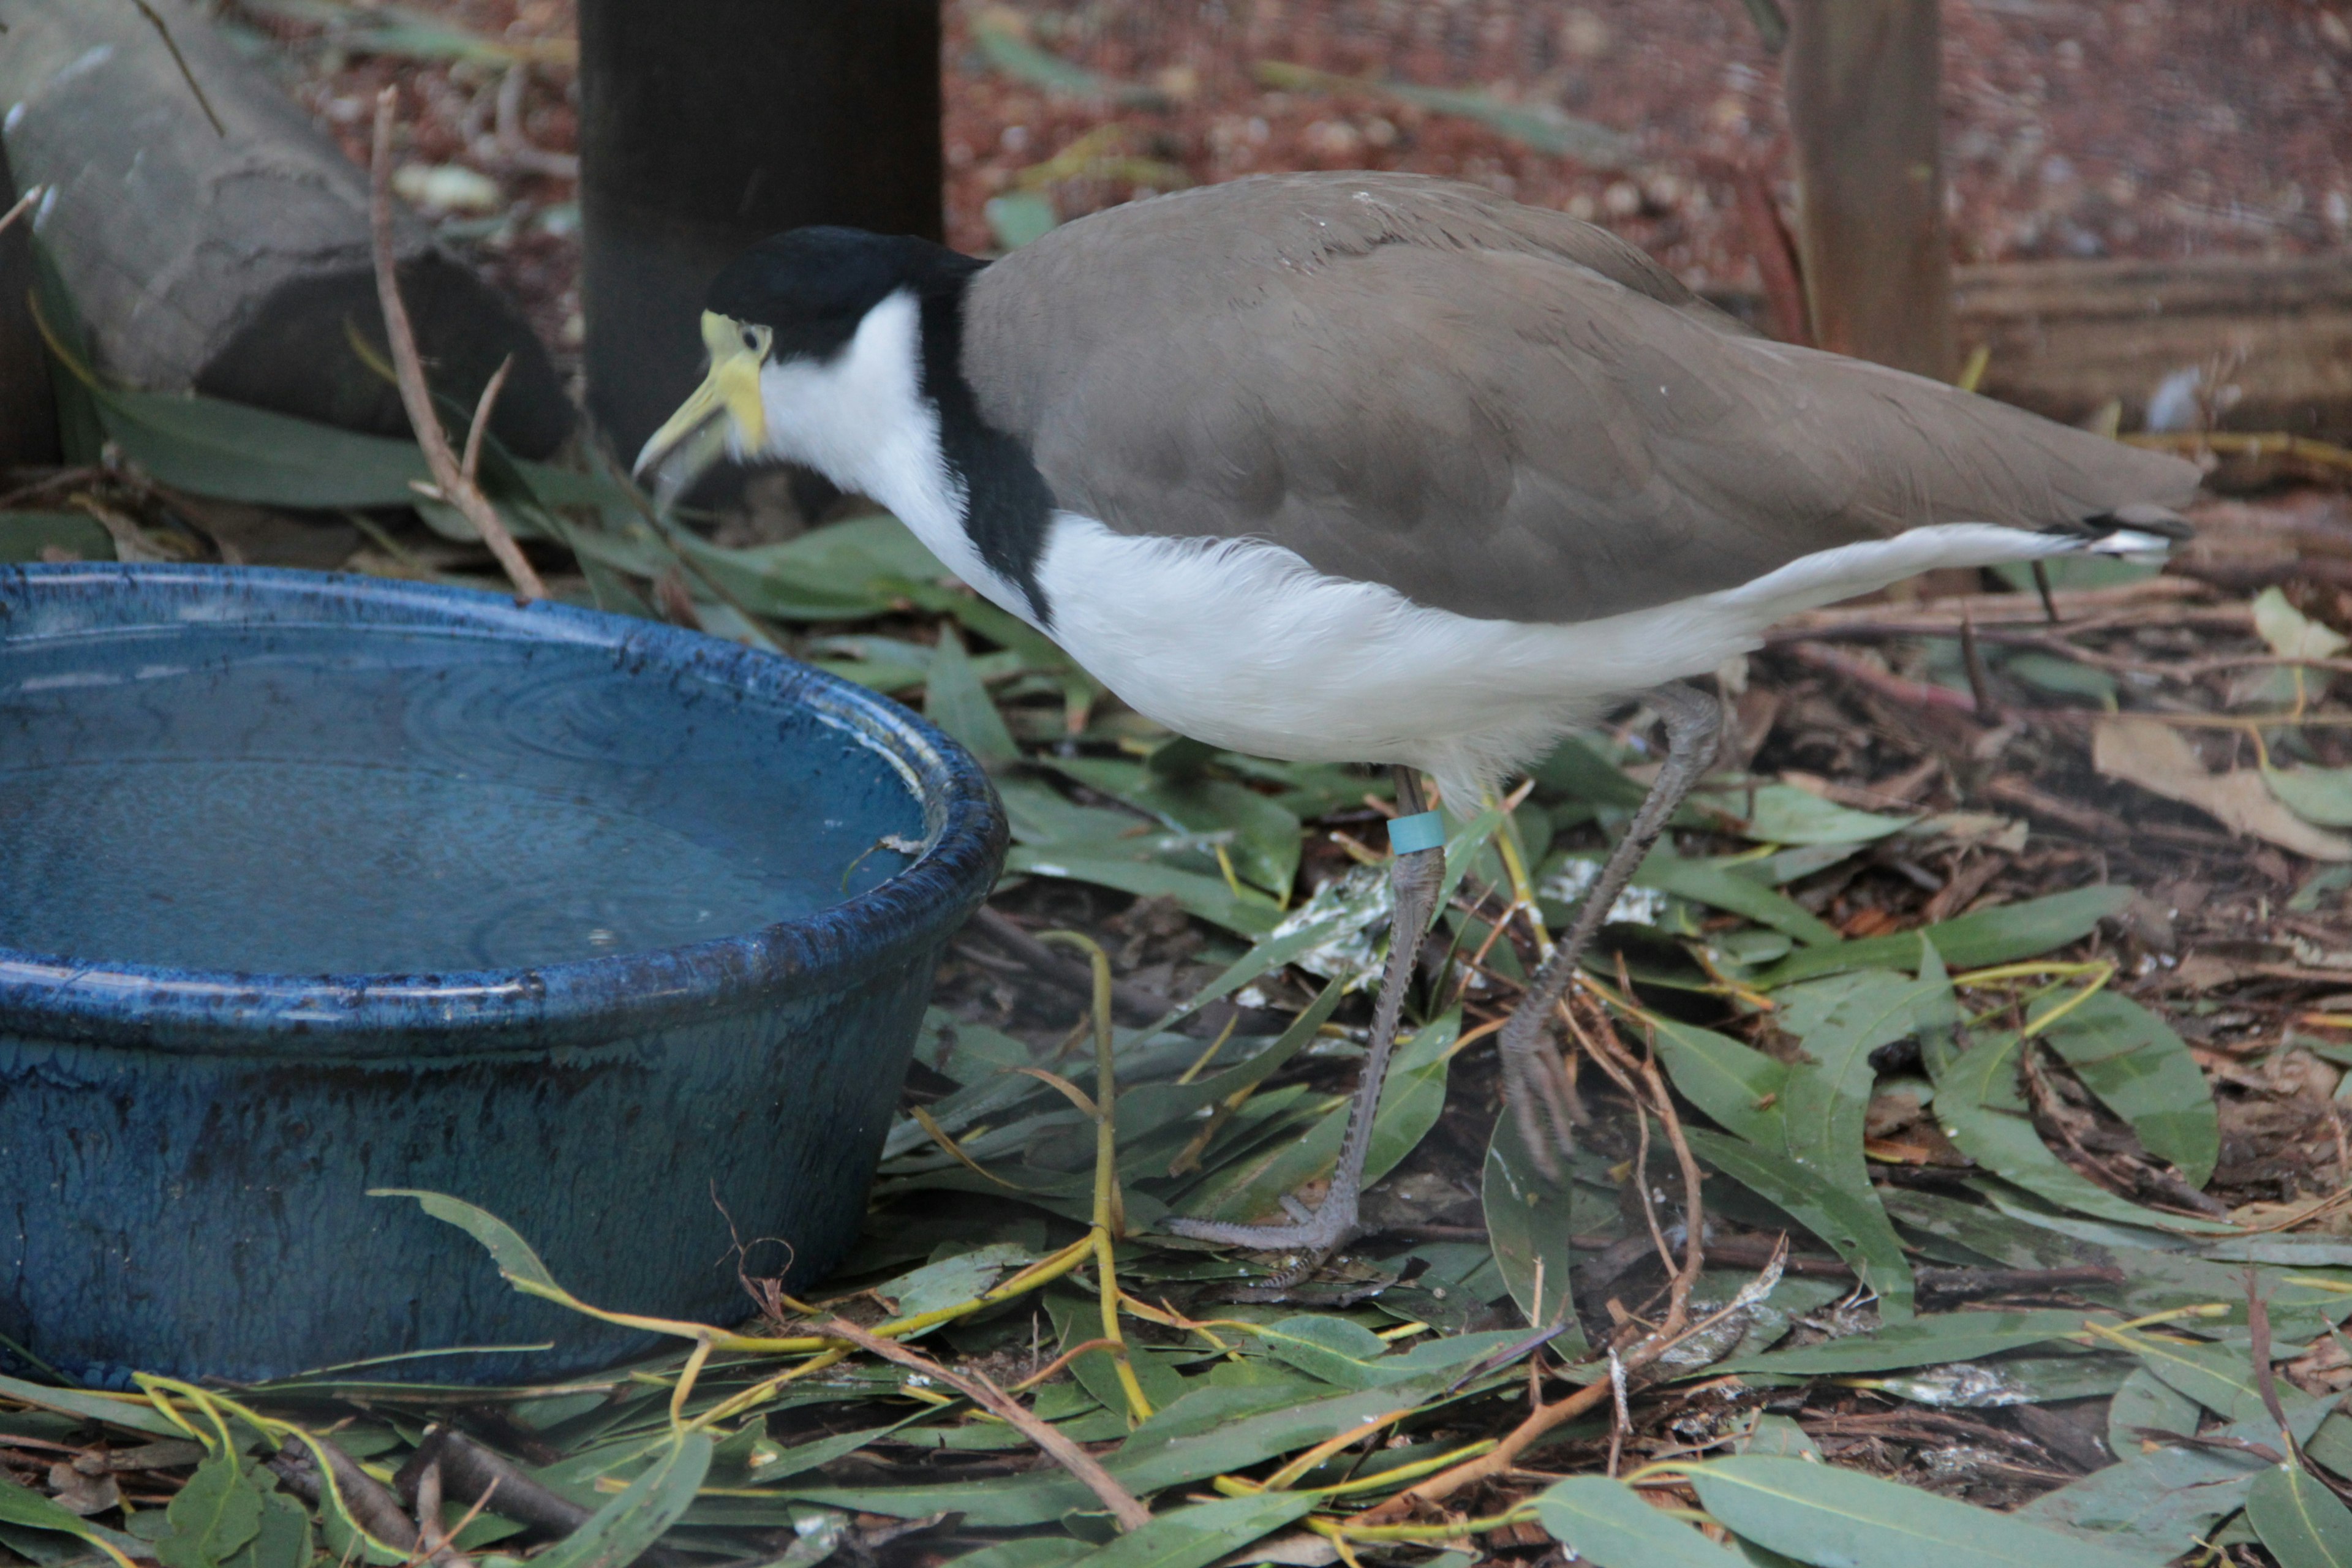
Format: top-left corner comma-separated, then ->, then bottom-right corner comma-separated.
962,172 -> 2197,625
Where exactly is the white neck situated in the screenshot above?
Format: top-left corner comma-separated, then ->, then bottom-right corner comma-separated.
753,292 -> 1031,622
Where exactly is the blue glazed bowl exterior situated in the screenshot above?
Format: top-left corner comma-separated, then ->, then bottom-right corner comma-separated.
0,564 -> 1006,1387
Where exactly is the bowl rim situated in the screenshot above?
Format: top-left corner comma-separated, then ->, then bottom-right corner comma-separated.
0,562 -> 1008,1055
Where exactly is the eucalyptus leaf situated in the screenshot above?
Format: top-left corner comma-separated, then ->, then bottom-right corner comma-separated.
0,1473 -> 150,1562
2022,1394 -> 2331,1558
152,1452 -> 265,1568
1650,1017 -> 1788,1146
2250,1462 -> 2352,1568
1755,887 -> 2131,988
927,625 -> 1020,767
2106,1368 -> 2201,1460
1776,971 -> 1937,1317
1174,1014 -> 1455,1224
1929,1032 -> 2235,1234
1683,1129 -> 1912,1308
1534,1475 -> 1747,1566
1482,1105 -> 1586,1340
2266,764 -> 2352,830
1066,1491 -> 1317,1568
2030,992 -> 2217,1188
1689,1455 -> 2155,1568
529,1433 -> 713,1568
1695,784 -> 1915,845
1637,853 -> 1841,946
1715,1310 -> 2097,1376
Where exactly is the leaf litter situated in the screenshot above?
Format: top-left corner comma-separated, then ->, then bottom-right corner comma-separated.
15,75 -> 2352,1568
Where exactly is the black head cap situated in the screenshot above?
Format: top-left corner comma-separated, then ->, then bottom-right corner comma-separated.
706,227 -> 983,363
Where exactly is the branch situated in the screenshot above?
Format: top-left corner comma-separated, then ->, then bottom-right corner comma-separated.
818,1317 -> 1152,1531
124,0 -> 225,137
368,89 -> 546,601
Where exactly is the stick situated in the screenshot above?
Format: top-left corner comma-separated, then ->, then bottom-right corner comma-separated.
818,1317 -> 1152,1531
368,90 -> 546,601
124,0 -> 225,137
461,355 -> 513,484
0,186 -> 37,240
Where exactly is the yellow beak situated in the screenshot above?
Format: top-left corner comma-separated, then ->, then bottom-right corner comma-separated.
631,312 -> 769,501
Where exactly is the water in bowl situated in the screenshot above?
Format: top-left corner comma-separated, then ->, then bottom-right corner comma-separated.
0,622 -> 925,974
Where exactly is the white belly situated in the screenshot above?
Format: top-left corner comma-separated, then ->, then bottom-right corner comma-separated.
1026,513 -> 2124,805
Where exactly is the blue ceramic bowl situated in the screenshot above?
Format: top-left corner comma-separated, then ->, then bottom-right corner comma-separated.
0,564 -> 1005,1386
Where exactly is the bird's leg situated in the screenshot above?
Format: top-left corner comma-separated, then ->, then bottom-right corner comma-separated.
1496,683 -> 1722,1178
1166,766 -> 1447,1260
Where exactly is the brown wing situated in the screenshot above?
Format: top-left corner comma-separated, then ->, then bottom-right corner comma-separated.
962,173 -> 2199,625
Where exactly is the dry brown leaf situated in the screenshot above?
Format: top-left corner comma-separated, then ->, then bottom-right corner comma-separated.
2092,717 -> 2352,861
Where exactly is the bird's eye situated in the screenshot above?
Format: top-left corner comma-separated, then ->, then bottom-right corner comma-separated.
742,328 -> 761,353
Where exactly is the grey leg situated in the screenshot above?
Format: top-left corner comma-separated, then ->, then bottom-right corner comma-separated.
1496,684 -> 1721,1178
1166,766 -> 1447,1258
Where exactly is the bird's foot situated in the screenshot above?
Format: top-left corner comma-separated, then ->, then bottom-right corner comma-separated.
1164,1189 -> 1363,1261
1498,1019 -> 1583,1182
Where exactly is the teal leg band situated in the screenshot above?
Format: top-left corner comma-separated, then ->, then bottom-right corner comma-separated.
1388,810 -> 1446,856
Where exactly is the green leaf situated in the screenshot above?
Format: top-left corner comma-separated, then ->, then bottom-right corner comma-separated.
1530,733 -> 1648,809
2106,1368 -> 2201,1460
1483,1105 -> 1587,1338
153,1452 -> 265,1568
222,1483 -> 311,1568
1684,1129 -> 1912,1309
0,1372 -> 192,1439
372,1188 -> 568,1294
1117,981 -> 1342,1146
0,511 -> 115,563
1755,887 -> 2132,988
2116,1332 -> 2279,1425
1696,783 -> 1916,845
2030,992 -> 2217,1188
1003,847 -> 1281,936
874,1243 -> 1035,1322
1050,759 -> 1303,896
1257,1316 -> 1393,1389
1689,1455 -> 2155,1568
98,386 -> 433,508
1639,854 -> 1841,946
1714,1309 -> 2097,1376
1777,972 -> 1936,1317
2024,1395 -> 2332,1558
787,1371 -> 1489,1525
1176,1014 -> 1455,1225
0,1474 -> 148,1564
2266,764 -> 2352,829
1068,1491 -> 1317,1568
926,625 -> 1020,767
1535,1476 -> 1747,1566
1651,1018 -> 1787,1145
2250,1463 -> 2352,1568
530,1432 -> 713,1568
1928,1033 -> 2237,1234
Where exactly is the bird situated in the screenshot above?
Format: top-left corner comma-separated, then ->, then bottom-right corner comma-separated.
635,170 -> 2198,1258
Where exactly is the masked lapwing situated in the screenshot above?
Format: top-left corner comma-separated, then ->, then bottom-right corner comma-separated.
638,171 -> 2198,1255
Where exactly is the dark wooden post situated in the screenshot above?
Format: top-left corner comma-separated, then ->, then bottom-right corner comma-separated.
0,137 -> 61,474
1783,0 -> 1954,380
576,1 -> 943,459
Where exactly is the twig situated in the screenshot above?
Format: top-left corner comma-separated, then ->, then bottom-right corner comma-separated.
1786,642 -> 1983,716
398,1427 -> 598,1548
124,0 -> 225,137
368,89 -> 546,601
818,1317 -> 1151,1531
0,187 -> 39,241
270,1436 -> 419,1552
461,355 -> 514,484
